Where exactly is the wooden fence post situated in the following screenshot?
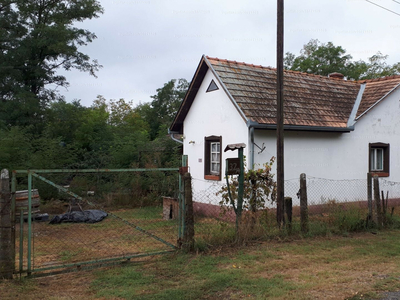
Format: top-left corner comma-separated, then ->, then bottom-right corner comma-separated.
381,191 -> 388,226
373,175 -> 382,228
285,197 -> 292,233
183,172 -> 194,251
1,169 -> 14,279
367,173 -> 372,221
300,173 -> 309,234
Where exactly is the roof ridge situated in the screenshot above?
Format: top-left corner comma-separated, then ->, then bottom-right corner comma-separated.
357,75 -> 400,84
205,56 -> 359,84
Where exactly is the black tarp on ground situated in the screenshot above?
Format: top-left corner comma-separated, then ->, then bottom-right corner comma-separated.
49,210 -> 108,224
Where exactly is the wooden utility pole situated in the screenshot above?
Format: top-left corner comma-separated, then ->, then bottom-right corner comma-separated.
276,0 -> 285,227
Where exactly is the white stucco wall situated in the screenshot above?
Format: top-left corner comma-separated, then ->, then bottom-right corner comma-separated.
253,86 -> 400,204
182,74 -> 400,206
183,69 -> 249,203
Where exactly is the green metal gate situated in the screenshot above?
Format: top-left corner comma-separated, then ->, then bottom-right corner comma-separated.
12,164 -> 186,276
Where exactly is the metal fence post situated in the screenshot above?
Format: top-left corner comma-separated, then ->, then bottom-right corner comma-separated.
19,209 -> 24,275
1,169 -> 13,279
236,147 -> 244,236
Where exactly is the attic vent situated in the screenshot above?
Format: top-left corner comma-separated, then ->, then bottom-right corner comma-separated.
328,72 -> 344,80
206,79 -> 219,92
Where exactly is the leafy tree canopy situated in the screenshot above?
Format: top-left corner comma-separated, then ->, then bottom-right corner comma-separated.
0,0 -> 103,128
285,39 -> 400,80
136,78 -> 189,140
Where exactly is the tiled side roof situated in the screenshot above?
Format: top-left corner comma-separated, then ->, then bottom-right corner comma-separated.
207,57 -> 361,128
356,76 -> 400,118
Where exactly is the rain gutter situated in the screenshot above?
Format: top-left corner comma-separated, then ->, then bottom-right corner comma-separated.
347,83 -> 366,127
249,126 -> 255,170
247,120 -> 354,132
168,129 -> 183,144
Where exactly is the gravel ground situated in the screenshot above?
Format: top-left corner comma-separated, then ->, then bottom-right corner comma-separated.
380,291 -> 400,300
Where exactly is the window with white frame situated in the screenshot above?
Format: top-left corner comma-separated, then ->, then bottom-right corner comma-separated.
370,148 -> 384,171
210,142 -> 221,174
204,136 -> 222,180
369,143 -> 390,177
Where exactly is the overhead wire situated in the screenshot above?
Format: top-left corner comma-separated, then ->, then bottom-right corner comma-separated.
365,0 -> 400,16
393,0 -> 400,5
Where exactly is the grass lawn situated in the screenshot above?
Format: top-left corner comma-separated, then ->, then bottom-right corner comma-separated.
1,229 -> 400,299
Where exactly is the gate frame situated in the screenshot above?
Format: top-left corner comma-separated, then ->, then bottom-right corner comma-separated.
12,165 -> 185,276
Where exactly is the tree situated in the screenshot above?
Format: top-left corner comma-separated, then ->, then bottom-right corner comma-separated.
137,79 -> 189,140
0,0 -> 103,128
45,99 -> 88,145
285,39 -> 400,80
107,98 -> 150,168
284,39 -> 353,77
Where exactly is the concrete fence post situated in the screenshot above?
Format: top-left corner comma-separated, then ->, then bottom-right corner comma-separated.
1,169 -> 14,279
300,173 -> 309,234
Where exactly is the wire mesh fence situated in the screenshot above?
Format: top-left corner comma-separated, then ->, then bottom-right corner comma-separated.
189,175 -> 400,248
13,169 -> 180,275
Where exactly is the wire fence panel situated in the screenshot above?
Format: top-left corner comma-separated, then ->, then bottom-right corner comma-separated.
13,169 -> 180,275
189,175 -> 400,247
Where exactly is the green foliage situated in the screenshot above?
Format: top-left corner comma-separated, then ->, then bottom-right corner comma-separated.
285,39 -> 352,77
285,39 -> 400,80
0,126 -> 32,169
137,78 -> 189,140
218,157 -> 277,212
0,0 -> 103,128
0,75 -> 186,204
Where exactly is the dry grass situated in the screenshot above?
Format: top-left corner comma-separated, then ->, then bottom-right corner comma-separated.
2,230 -> 400,299
15,207 -> 178,273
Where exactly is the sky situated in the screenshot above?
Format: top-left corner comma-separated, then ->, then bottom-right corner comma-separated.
58,0 -> 400,107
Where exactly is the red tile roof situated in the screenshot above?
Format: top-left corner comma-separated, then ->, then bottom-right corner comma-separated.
207,57 -> 361,128
356,76 -> 400,118
170,55 -> 400,133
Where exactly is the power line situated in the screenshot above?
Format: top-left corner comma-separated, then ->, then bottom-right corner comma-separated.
365,0 -> 400,16
393,0 -> 400,5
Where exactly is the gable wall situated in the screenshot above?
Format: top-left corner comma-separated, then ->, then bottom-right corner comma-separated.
183,69 -> 249,198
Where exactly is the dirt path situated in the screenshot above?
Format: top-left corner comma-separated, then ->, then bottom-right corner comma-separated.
0,271 -> 96,300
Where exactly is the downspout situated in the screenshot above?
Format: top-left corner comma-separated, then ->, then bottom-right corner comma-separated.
249,126 -> 255,170
168,129 -> 183,144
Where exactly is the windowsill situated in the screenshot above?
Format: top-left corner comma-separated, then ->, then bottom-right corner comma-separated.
370,172 -> 389,177
204,175 -> 220,181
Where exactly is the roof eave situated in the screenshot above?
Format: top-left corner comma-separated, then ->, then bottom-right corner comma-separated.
247,120 -> 354,132
169,55 -> 209,133
204,57 -> 248,123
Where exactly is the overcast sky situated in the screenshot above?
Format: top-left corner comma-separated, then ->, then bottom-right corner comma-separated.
58,0 -> 400,107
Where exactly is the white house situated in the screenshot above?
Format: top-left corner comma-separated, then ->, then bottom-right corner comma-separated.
169,55 -> 400,206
